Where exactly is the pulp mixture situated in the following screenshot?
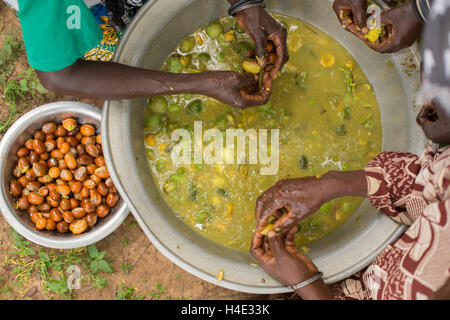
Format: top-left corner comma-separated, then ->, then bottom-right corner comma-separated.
0,4 -> 258,300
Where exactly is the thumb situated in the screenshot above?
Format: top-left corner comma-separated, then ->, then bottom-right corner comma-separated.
353,7 -> 367,29
380,10 -> 394,26
240,72 -> 258,88
267,231 -> 287,257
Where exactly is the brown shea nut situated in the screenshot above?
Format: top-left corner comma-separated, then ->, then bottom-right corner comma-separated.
69,219 -> 88,234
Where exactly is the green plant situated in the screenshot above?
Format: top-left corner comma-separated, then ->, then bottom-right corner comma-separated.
1,67 -> 48,133
148,282 -> 167,300
120,263 -> 133,274
86,244 -> 113,274
43,276 -> 72,299
2,228 -> 113,299
0,32 -> 48,133
0,33 -> 22,85
90,275 -> 108,289
115,281 -> 145,300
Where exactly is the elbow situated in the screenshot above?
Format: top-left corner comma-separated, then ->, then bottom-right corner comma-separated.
36,70 -> 65,94
36,62 -> 77,95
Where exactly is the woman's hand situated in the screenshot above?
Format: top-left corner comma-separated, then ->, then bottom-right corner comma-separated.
333,1 -> 422,53
333,0 -> 368,29
416,100 -> 450,145
199,71 -> 272,109
255,171 -> 368,234
255,177 -> 329,234
367,2 -> 422,53
251,227 -> 319,286
235,6 -> 289,78
251,228 -> 334,299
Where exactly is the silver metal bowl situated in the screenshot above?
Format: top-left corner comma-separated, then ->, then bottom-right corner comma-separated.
103,0 -> 427,293
0,102 -> 129,249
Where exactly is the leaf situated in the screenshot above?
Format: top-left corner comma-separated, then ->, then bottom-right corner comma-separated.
88,245 -> 98,259
98,260 -> 112,274
97,251 -> 106,260
90,260 -> 99,274
44,276 -> 71,298
24,247 -> 35,256
91,275 -> 107,289
12,266 -> 21,275
35,83 -> 48,94
39,252 -> 50,262
19,78 -> 28,91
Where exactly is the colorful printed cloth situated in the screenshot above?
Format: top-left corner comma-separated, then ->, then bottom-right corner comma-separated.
2,0 -> 146,64
83,0 -> 147,62
332,146 -> 450,300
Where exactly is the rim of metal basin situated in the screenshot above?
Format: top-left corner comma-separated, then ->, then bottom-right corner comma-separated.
0,102 -> 129,249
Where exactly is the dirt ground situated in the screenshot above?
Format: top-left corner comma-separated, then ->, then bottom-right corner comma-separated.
0,3 -> 278,300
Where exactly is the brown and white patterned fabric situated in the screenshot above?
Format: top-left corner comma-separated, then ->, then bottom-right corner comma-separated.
332,146 -> 450,300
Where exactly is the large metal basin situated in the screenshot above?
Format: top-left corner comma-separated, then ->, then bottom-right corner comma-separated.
102,0 -> 427,293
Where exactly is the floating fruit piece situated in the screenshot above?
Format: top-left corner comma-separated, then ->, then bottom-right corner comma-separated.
194,33 -> 203,45
148,96 -> 168,114
235,41 -> 253,55
186,99 -> 204,116
206,22 -> 224,39
287,31 -> 303,52
179,55 -> 192,68
320,53 -> 335,68
158,143 -> 168,152
216,269 -> 224,282
261,223 -> 275,236
223,30 -> 235,42
242,60 -> 261,74
345,60 -> 355,70
145,134 -> 156,147
365,28 -> 381,43
225,203 -> 234,217
179,36 -> 196,53
166,55 -> 184,73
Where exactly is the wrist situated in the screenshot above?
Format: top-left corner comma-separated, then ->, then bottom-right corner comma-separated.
235,4 -> 265,18
229,0 -> 265,17
294,279 -> 334,300
192,72 -> 218,96
159,72 -> 208,95
320,170 -> 368,199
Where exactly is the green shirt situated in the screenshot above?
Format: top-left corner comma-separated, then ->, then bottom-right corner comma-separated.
18,0 -> 102,72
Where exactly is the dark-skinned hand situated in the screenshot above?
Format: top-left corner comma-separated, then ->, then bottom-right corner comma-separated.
236,6 -> 289,79
368,2 -> 422,53
333,1 -> 422,53
255,171 -> 368,235
416,99 -> 450,145
251,227 -> 319,286
254,177 -> 328,235
333,0 -> 368,29
199,70 -> 273,109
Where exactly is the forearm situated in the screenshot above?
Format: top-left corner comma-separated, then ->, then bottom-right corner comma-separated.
36,59 -> 212,100
295,279 -> 335,300
320,170 -> 368,200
